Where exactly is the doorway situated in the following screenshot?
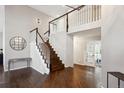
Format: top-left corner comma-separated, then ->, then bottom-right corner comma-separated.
73,28 -> 102,87
86,40 -> 101,67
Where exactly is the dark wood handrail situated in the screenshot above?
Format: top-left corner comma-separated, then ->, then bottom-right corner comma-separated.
43,5 -> 85,36
30,27 -> 49,47
49,5 -> 85,23
30,27 -> 45,43
47,5 -> 85,35
37,5 -> 85,36
44,30 -> 49,35
30,27 -> 50,68
36,30 -> 46,43
30,27 -> 38,33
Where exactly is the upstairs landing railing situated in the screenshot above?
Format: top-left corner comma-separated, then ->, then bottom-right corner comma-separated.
44,5 -> 101,36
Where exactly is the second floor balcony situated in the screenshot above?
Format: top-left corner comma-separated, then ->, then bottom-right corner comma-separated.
50,5 -> 101,34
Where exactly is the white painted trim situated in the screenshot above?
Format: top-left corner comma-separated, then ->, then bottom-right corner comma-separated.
68,20 -> 101,34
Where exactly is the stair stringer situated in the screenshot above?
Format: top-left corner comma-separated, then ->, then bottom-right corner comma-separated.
30,42 -> 49,74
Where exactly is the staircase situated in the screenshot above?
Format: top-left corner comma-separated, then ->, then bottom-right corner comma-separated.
30,5 -> 101,73
30,28 -> 64,73
45,41 -> 64,72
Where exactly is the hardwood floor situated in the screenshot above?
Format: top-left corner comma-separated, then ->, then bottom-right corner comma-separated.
0,64 -> 101,88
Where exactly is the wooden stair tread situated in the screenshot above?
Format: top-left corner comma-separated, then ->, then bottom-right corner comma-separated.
46,41 -> 64,72
51,64 -> 64,72
51,62 -> 63,66
51,64 -> 64,68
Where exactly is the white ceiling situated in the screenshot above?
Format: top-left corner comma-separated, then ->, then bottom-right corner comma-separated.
29,5 -> 79,17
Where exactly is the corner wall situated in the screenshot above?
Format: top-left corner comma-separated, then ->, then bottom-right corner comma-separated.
0,5 -> 4,50
102,5 -> 124,88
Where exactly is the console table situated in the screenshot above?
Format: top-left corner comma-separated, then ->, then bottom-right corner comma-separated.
107,72 -> 124,88
8,58 -> 32,72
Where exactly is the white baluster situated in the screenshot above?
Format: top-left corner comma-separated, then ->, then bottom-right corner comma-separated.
80,7 -> 83,25
99,5 -> 101,20
92,5 -> 94,22
99,5 -> 101,19
70,13 -> 72,27
69,13 -> 71,27
73,11 -> 76,27
86,6 -> 88,23
79,9 -> 81,25
69,13 -> 72,27
94,5 -> 96,21
76,11 -> 78,26
74,11 -> 76,26
84,6 -> 86,24
77,10 -> 79,26
96,5 -> 98,21
98,5 -> 100,20
89,5 -> 91,23
73,12 -> 75,26
87,5 -> 89,23
85,6 -> 87,24
97,5 -> 99,21
97,5 -> 99,20
90,5 -> 92,22
82,7 -> 84,24
88,5 -> 90,23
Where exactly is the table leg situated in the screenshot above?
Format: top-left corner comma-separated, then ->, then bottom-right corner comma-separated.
27,60 -> 28,68
8,61 -> 10,72
27,60 -> 30,67
118,79 -> 120,88
107,72 -> 109,88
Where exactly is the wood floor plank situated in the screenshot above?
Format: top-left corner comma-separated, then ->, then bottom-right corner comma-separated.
0,65 -> 101,88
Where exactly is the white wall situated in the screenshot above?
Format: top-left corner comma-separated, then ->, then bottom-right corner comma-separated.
0,32 -> 3,49
5,5 -> 50,71
73,33 -> 101,66
49,31 -> 73,67
0,6 -> 4,33
102,5 -> 124,88
0,5 -> 4,51
0,6 -> 5,70
30,42 -> 49,74
49,32 -> 66,65
66,34 -> 73,67
73,36 -> 85,65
